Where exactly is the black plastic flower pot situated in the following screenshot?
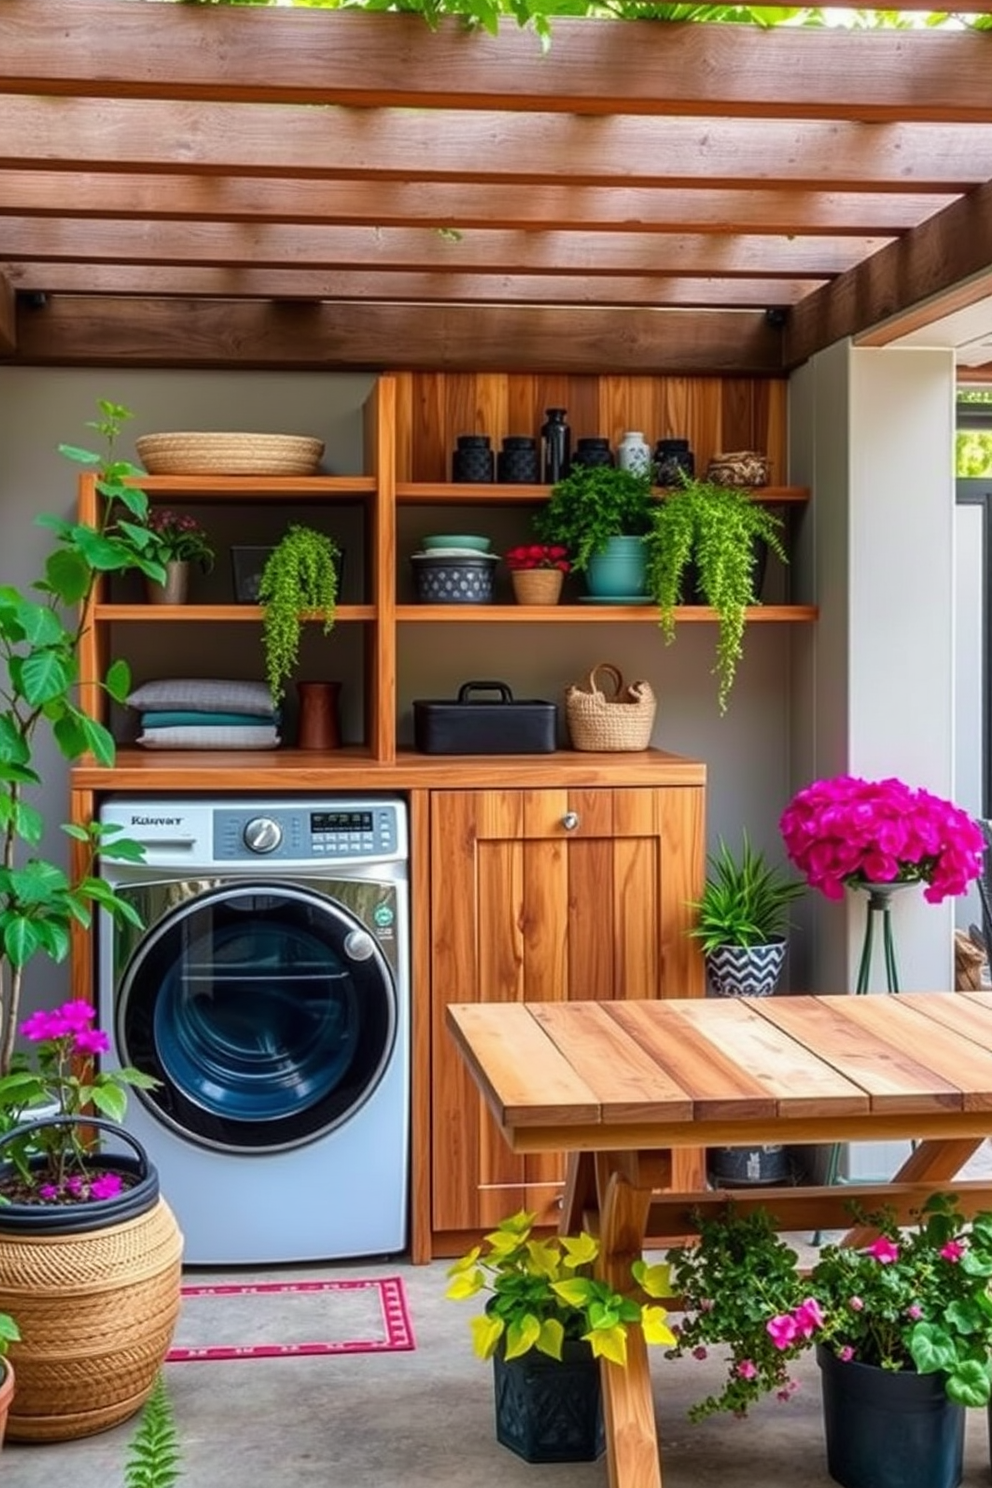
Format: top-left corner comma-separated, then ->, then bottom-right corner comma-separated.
817,1344 -> 964,1488
492,1339 -> 605,1463
0,1116 -> 160,1235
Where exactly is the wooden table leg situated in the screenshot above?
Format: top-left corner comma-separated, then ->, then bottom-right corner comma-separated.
560,1151 -> 597,1234
596,1153 -> 662,1488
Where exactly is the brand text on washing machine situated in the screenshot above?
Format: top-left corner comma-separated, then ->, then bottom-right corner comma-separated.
131,815 -> 183,826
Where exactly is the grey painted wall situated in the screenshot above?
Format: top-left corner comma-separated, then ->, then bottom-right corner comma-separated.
0,366 -> 802,1012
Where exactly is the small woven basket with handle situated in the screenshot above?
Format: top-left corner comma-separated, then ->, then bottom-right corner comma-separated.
565,662 -> 657,751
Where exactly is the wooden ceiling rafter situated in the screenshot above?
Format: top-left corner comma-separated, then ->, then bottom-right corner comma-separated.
1,1 -> 991,375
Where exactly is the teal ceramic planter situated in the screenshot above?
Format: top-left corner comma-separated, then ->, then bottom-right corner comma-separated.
585,535 -> 647,598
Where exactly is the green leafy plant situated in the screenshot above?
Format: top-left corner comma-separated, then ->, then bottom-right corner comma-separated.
0,402 -> 157,1082
644,475 -> 788,712
667,1193 -> 992,1420
257,524 -> 340,704
124,1371 -> 183,1488
532,465 -> 654,573
688,831 -> 804,951
0,1311 -> 19,1357
446,1207 -> 675,1367
144,509 -> 214,572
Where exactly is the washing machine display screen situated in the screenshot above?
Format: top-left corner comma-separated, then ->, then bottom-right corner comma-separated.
118,884 -> 397,1152
310,811 -> 373,831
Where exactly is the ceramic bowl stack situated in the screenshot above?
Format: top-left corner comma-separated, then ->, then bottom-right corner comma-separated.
410,535 -> 497,604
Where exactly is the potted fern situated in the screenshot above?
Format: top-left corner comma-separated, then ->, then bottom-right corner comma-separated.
644,475 -> 789,712
257,524 -> 341,705
446,1208 -> 674,1463
532,465 -> 655,597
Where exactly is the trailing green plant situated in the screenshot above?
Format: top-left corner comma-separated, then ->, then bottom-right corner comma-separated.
446,1208 -> 675,1366
532,464 -> 654,573
0,401 -> 158,1080
667,1193 -> 992,1420
688,831 -> 804,950
257,524 -> 340,704
644,475 -> 788,713
123,1371 -> 183,1488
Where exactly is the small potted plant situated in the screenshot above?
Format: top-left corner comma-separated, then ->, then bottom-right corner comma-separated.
689,831 -> 805,999
532,464 -> 655,598
644,474 -> 789,712
142,508 -> 214,604
257,524 -> 341,704
666,1193 -> 992,1488
504,543 -> 571,605
446,1208 -> 674,1463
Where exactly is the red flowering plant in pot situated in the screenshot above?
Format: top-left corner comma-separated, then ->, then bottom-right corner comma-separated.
505,544 -> 571,605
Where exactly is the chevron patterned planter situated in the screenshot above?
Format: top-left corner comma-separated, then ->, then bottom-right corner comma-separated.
704,938 -> 787,998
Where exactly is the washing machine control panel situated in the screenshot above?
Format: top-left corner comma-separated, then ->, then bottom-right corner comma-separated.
213,801 -> 403,863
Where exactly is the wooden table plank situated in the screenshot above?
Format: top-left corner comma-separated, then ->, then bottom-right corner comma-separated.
445,1003 -> 601,1127
843,995 -> 992,1110
529,1002 -> 694,1124
672,997 -> 869,1118
902,991 -> 992,1054
757,995 -> 963,1114
604,1001 -> 778,1121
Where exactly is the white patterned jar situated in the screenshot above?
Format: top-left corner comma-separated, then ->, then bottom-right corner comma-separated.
617,431 -> 651,476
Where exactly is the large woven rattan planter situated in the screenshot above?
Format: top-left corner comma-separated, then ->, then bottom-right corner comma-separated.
0,1119 -> 183,1443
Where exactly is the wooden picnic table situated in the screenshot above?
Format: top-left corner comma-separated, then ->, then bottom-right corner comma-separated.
447,991 -> 992,1488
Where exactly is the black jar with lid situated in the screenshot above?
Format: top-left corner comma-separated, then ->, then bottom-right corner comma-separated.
497,435 -> 540,484
654,438 -> 695,486
540,408 -> 571,484
572,437 -> 614,470
452,434 -> 495,483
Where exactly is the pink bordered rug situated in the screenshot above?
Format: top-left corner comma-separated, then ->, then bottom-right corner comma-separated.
166,1276 -> 415,1362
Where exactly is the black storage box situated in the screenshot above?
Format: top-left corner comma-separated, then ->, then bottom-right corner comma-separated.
413,681 -> 557,755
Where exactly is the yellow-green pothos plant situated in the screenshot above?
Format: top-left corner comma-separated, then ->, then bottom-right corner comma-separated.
446,1208 -> 675,1366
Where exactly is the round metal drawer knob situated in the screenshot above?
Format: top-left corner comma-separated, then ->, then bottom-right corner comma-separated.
562,812 -> 580,831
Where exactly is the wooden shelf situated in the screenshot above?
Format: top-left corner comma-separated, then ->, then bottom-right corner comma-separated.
396,482 -> 809,504
93,604 -> 376,622
127,475 -> 376,500
398,604 -> 818,622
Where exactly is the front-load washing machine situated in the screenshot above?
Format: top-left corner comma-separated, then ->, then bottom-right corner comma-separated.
97,795 -> 409,1265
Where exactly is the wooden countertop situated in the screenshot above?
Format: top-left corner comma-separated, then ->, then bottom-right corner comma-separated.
71,746 -> 706,792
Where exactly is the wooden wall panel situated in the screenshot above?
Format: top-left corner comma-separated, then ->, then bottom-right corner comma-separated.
392,371 -> 789,482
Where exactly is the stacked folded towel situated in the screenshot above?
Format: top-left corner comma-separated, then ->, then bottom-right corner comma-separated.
126,679 -> 280,750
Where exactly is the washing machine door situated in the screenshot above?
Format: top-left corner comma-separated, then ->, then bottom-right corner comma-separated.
116,881 -> 397,1153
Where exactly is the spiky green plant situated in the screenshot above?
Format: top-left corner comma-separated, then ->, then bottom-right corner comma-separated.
124,1373 -> 183,1488
688,832 -> 804,951
257,524 -> 340,704
644,476 -> 788,714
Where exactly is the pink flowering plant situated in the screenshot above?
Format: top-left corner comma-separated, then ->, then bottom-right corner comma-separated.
0,999 -> 157,1206
667,1193 -> 992,1420
779,774 -> 984,903
142,508 -> 214,571
505,543 -> 571,573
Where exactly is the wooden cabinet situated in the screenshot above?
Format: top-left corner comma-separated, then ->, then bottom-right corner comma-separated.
428,785 -> 706,1254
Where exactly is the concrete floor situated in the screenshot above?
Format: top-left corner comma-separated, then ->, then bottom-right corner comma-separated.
6,1239 -> 992,1488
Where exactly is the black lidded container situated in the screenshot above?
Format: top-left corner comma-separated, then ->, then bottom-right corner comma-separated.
540,408 -> 571,484
654,437 -> 695,485
413,681 -> 558,754
497,436 -> 540,484
452,434 -> 495,483
572,436 -> 614,470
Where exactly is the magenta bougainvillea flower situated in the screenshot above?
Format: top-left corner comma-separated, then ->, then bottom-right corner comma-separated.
779,774 -> 984,903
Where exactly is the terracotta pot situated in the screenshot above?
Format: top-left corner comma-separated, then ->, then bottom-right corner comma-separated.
511,570 -> 564,605
297,680 -> 342,750
0,1357 -> 14,1448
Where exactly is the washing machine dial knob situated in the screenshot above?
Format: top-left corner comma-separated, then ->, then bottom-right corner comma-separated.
243,816 -> 283,854
344,929 -> 376,962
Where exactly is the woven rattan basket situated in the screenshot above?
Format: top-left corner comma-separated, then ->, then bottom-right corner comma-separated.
136,431 -> 325,476
565,662 -> 657,752
0,1197 -> 183,1442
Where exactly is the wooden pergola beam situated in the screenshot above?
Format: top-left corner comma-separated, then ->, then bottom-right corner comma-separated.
2,97 -> 989,193
7,297 -> 782,375
3,4 -> 991,124
0,172 -> 953,238
785,179 -> 992,367
1,262 -> 820,309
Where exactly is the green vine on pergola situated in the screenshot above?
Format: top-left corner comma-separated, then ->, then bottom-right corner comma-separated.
175,1 -> 992,39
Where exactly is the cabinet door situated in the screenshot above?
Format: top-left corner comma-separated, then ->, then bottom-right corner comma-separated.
430,786 -> 705,1238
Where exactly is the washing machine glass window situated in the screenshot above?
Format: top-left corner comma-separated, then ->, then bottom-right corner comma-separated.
117,883 -> 397,1154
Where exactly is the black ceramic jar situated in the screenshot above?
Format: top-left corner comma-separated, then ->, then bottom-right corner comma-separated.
452,434 -> 495,483
572,437 -> 614,470
497,436 -> 540,484
654,438 -> 695,485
